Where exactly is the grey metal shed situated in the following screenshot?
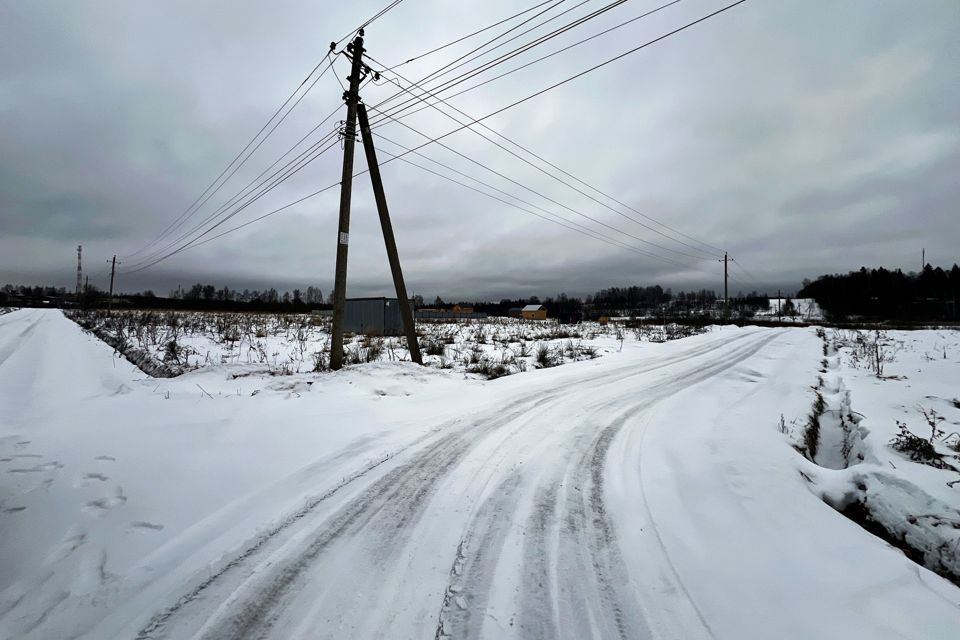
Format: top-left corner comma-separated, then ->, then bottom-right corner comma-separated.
344,297 -> 413,336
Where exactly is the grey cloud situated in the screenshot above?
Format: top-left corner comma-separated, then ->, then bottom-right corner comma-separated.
1,0 -> 957,299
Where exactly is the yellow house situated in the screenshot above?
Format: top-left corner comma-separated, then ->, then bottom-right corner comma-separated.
452,304 -> 474,314
520,304 -> 547,320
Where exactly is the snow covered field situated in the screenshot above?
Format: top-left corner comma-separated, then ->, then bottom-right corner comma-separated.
1,309 -> 958,639
67,309 -> 700,379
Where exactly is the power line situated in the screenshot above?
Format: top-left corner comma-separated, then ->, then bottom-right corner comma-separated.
363,2 -> 727,259
373,133 -> 693,267
731,258 -> 762,285
335,0 -> 410,46
367,76 -> 725,262
128,130 -> 341,270
120,3 -> 406,272
124,140 -> 340,274
123,0 -> 572,269
368,102 -> 711,263
138,92 -> 339,262
123,124 -> 342,270
124,54 -> 351,271
124,1 -> 748,273
366,0 -> 574,117
364,43 -> 724,260
189,182 -> 342,253
370,0 -> 682,126
359,0 -> 749,200
122,53 -> 337,259
382,0 -> 557,70
369,0 -> 590,119
371,0 -> 635,125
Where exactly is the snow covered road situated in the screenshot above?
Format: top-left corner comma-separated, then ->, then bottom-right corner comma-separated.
1,310 -> 958,639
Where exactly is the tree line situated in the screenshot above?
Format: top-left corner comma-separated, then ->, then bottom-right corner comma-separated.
799,264 -> 960,320
0,282 -> 329,312
3,282 -> 776,320
8,266 -> 958,322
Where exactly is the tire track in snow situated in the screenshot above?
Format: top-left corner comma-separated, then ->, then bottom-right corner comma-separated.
0,311 -> 42,367
187,391 -> 574,640
434,472 -> 526,640
136,329 -> 773,639
436,331 -> 780,639
133,450 -> 401,639
138,388 -> 569,640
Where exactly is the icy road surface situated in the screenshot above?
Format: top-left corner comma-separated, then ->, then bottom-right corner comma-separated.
0,309 -> 957,639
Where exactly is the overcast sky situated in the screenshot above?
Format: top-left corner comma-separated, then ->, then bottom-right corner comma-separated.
1,0 -> 957,300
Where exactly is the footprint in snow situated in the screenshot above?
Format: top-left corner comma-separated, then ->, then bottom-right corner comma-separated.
128,521 -> 164,532
9,461 -> 63,473
94,455 -> 116,462
3,506 -> 26,513
75,472 -> 110,488
83,486 -> 127,515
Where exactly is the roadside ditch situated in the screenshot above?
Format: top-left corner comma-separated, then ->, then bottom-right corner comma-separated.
790,328 -> 960,588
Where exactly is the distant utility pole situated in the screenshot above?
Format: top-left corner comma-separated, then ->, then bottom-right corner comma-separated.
329,30 -> 422,369
108,255 -> 120,314
76,245 -> 83,297
720,251 -> 729,315
922,247 -> 925,272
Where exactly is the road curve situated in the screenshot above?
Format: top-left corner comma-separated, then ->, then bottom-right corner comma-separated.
130,329 -> 782,640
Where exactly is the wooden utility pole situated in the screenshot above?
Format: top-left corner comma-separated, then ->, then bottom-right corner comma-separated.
108,255 -> 119,314
327,32 -> 423,368
329,31 -> 366,371
357,103 -> 422,365
721,251 -> 729,315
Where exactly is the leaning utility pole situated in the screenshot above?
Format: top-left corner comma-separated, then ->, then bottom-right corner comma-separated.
357,102 -> 422,365
108,255 -> 119,314
328,30 -> 423,369
329,31 -> 366,371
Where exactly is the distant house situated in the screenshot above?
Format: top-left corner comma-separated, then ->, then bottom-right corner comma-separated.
451,304 -> 474,314
520,304 -> 547,320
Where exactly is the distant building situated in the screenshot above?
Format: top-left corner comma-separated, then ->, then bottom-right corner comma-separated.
344,297 -> 413,336
508,307 -> 523,318
520,304 -> 547,320
451,304 -> 474,314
